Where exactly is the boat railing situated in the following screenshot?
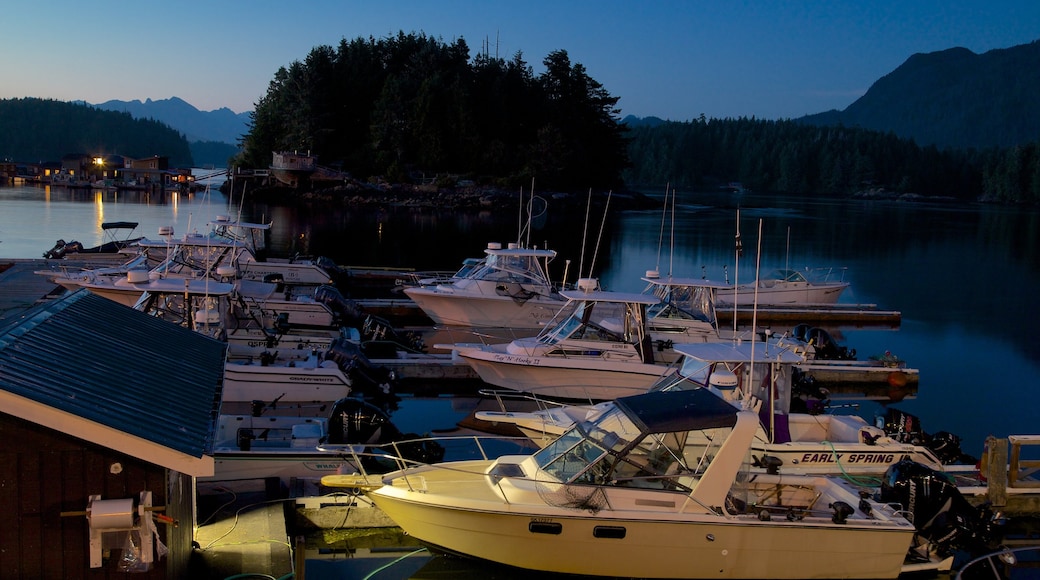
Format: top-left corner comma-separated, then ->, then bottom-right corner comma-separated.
319,433 -> 539,491
954,545 -> 1039,579
477,387 -> 587,413
804,266 -> 849,284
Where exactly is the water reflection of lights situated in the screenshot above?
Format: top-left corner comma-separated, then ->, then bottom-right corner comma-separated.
94,191 -> 105,235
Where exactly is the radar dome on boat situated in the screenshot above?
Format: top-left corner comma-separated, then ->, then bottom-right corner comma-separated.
194,309 -> 221,325
214,215 -> 231,223
645,269 -> 660,279
126,270 -> 149,284
709,368 -> 739,389
576,278 -> 599,292
487,242 -> 502,250
508,242 -> 519,249
158,225 -> 174,236
216,266 -> 237,278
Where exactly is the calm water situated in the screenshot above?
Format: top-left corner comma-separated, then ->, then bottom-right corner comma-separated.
4,181 -> 1040,576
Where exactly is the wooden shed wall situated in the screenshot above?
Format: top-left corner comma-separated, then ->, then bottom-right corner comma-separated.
0,413 -> 194,579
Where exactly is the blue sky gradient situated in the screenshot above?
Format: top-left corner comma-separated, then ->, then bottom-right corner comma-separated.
3,0 -> 1038,120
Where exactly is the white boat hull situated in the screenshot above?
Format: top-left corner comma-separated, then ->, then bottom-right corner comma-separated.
221,361 -> 352,403
368,461 -> 914,579
238,260 -> 334,286
204,451 -> 355,483
404,286 -> 563,328
455,345 -> 670,400
718,282 -> 848,306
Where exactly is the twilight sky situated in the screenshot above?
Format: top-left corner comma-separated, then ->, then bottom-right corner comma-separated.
2,0 -> 1037,120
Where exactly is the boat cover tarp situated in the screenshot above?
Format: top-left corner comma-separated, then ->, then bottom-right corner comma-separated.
101,221 -> 139,230
615,388 -> 738,434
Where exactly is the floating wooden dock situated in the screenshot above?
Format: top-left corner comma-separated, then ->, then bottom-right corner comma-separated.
959,435 -> 1040,515
719,303 -> 902,327
358,298 -> 904,329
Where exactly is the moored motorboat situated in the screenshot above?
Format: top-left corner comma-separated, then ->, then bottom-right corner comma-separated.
443,286 -> 682,400
403,242 -> 568,328
42,221 -> 142,260
363,388 -> 972,578
718,267 -> 850,306
475,341 -> 968,475
221,337 -> 396,405
204,397 -> 430,484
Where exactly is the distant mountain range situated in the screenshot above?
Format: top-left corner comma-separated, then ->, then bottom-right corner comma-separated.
797,40 -> 1040,150
91,40 -> 1039,155
89,97 -> 250,146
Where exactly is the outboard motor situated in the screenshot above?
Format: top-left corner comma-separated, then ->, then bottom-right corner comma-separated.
881,407 -> 927,444
881,408 -> 977,465
315,256 -> 342,277
361,314 -> 426,357
805,327 -> 856,360
791,323 -> 812,343
325,337 -> 397,397
314,285 -> 365,327
790,372 -> 830,414
880,459 -> 1001,557
926,431 -> 976,465
43,239 -> 67,259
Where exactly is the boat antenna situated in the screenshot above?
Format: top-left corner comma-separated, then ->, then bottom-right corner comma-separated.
748,218 -> 770,440
656,183 -> 669,274
587,190 -> 612,279
669,186 -> 676,277
578,188 -> 592,282
527,178 -> 535,248
732,208 -> 742,334
516,185 -> 524,247
785,225 -> 791,273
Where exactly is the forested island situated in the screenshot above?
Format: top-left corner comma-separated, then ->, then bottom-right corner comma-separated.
3,32 -> 1038,204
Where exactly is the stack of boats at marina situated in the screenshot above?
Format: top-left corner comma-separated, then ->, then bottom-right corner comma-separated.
324,253 -> 1002,577
436,270 -> 913,401
38,228 -> 1009,576
35,216 -> 436,483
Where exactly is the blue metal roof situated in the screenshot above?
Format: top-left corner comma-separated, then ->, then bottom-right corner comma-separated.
0,290 -> 226,459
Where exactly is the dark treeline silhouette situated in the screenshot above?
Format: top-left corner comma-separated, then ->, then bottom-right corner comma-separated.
623,117 -> 1040,204
0,98 -> 193,167
237,31 -> 629,191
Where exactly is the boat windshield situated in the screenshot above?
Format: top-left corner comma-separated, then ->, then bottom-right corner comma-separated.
468,253 -> 549,286
767,269 -> 807,283
537,299 -> 642,346
534,405 -> 640,483
533,402 -> 733,488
